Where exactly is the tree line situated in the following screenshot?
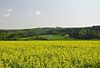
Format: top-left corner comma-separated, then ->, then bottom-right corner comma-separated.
0,26 -> 100,40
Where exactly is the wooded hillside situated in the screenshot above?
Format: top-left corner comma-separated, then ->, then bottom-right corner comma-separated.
0,26 -> 100,40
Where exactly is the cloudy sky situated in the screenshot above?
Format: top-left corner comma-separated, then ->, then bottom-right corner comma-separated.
0,0 -> 100,29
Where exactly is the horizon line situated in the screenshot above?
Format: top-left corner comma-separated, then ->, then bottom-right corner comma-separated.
0,25 -> 100,30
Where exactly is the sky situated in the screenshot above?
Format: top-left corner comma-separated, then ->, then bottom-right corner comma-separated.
0,0 -> 100,29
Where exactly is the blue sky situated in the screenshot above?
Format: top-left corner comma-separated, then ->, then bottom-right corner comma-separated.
0,0 -> 100,29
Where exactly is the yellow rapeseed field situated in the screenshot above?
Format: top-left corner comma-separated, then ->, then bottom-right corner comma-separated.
0,41 -> 100,68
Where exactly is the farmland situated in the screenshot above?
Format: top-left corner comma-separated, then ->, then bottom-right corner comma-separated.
0,41 -> 100,68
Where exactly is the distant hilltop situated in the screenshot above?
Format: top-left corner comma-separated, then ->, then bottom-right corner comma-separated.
0,25 -> 100,40
92,25 -> 100,28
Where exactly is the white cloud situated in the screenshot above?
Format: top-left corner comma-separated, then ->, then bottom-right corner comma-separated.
35,10 -> 41,15
3,9 -> 13,17
4,13 -> 11,17
30,11 -> 33,15
30,10 -> 42,15
7,9 -> 13,12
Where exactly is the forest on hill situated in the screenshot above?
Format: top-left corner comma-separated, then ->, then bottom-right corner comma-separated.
0,26 -> 100,40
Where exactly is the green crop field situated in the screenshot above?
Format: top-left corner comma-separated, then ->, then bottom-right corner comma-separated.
0,41 -> 100,68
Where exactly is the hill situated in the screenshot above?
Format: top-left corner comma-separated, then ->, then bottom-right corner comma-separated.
0,26 -> 100,40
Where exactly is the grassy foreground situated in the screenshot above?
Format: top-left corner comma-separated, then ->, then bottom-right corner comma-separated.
0,41 -> 100,68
